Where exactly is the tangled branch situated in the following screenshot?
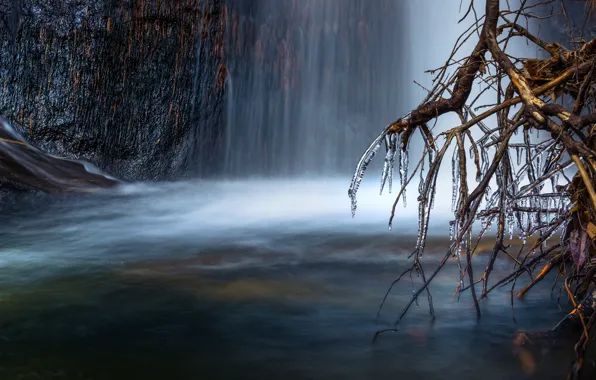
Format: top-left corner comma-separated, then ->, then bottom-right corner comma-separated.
349,0 -> 596,377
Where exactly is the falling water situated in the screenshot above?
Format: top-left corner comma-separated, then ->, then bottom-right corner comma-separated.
218,0 -> 537,217
220,0 -> 534,181
222,0 -> 410,177
191,28 -> 203,117
224,75 -> 234,167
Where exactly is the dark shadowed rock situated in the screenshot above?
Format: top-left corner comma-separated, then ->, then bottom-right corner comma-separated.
0,0 -> 226,181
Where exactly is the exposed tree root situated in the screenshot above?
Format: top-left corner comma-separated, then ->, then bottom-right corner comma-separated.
349,0 -> 596,378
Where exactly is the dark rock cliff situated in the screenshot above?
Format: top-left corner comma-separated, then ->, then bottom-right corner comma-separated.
0,0 -> 226,181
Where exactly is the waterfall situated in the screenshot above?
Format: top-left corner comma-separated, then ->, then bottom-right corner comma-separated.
224,75 -> 234,168
216,0 -> 538,217
222,0 -> 410,177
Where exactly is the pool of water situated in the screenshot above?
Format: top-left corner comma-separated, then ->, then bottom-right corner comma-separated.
0,179 -> 588,379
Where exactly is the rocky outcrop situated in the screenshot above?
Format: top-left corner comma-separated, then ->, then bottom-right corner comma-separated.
0,0 -> 226,181
0,117 -> 117,192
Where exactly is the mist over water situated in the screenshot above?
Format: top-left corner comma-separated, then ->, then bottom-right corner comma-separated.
0,176 -> 457,276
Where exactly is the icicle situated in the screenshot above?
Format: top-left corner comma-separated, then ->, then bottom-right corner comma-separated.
388,134 -> 398,193
419,223 -> 428,252
512,176 -> 521,195
430,185 -> 436,210
400,143 -> 409,207
395,135 -> 402,194
380,157 -> 390,195
380,134 -> 393,195
552,196 -> 559,218
484,184 -> 492,205
551,173 -> 559,192
520,198 -> 528,239
559,196 -> 567,216
489,190 -> 499,207
449,220 -> 455,241
534,197 -> 541,225
520,202 -> 527,244
418,159 -> 425,195
480,146 -> 489,177
452,151 -> 460,212
416,202 -> 423,249
508,217 -> 514,240
545,197 -> 551,222
516,146 -> 522,166
506,201 -> 514,240
348,128 -> 387,217
416,161 -> 426,250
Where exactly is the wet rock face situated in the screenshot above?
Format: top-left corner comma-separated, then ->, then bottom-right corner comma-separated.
0,0 -> 226,181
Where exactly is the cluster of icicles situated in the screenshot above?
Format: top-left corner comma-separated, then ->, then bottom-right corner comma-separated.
348,124 -> 572,254
347,118 -> 409,221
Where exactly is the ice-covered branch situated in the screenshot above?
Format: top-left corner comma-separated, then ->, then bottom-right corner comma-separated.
349,0 -> 596,376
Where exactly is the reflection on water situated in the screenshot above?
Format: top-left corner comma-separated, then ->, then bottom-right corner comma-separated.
0,180 -> 590,379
